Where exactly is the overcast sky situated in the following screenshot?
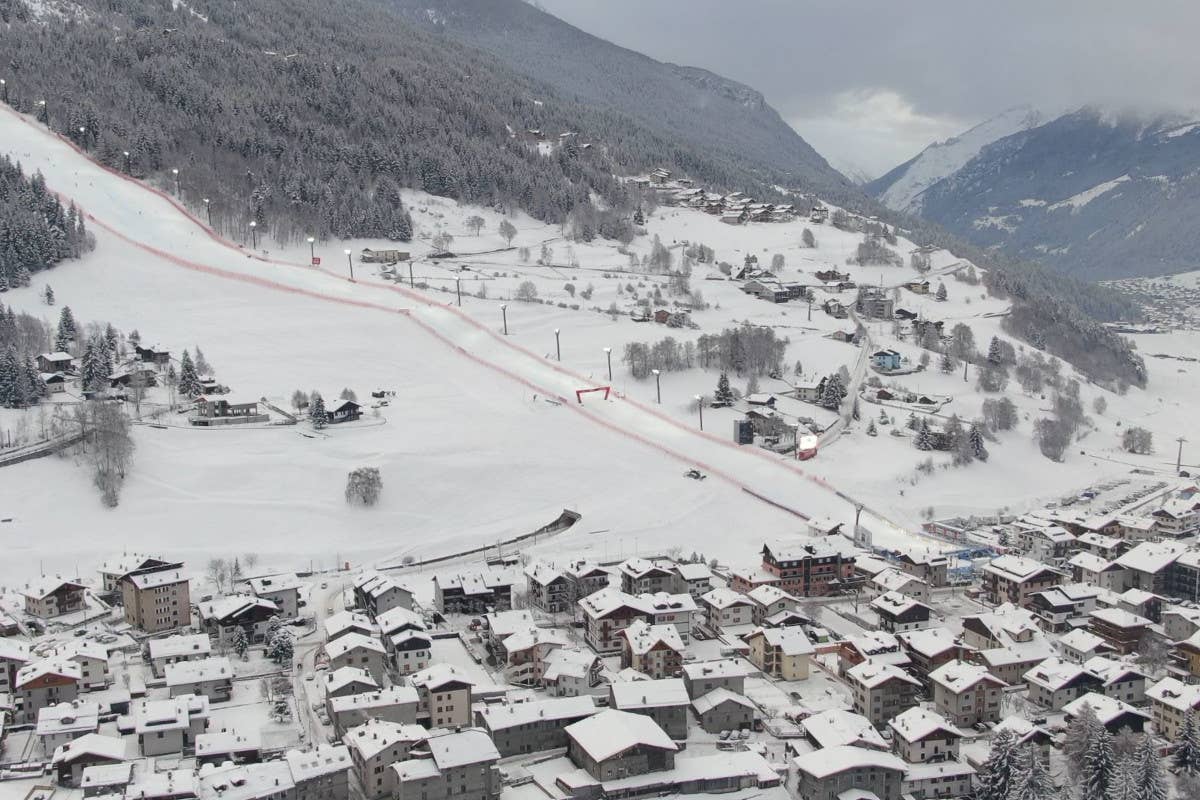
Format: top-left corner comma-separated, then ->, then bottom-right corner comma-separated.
538,0 -> 1200,178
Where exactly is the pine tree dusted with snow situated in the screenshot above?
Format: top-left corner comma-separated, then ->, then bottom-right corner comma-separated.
44,285 -> 55,306
915,419 -> 934,451
268,628 -> 294,665
714,372 -> 734,406
1064,702 -> 1102,781
976,730 -> 1020,800
906,412 -> 919,431
178,350 -> 202,397
969,424 -> 989,462
1082,725 -> 1117,800
309,392 -> 327,429
936,281 -> 948,301
55,305 -> 77,351
231,626 -> 250,660
820,373 -> 845,410
0,348 -> 18,407
866,419 -> 877,436
1176,712 -> 1200,776
1009,744 -> 1056,800
939,348 -> 955,373
1131,733 -> 1168,800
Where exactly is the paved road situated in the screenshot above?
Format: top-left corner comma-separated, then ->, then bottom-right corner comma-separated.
292,577 -> 350,745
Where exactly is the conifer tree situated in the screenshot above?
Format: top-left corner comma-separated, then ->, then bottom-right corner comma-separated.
1009,745 -> 1055,800
939,348 -> 955,373
936,282 -> 948,301
988,336 -> 1003,364
309,392 -> 327,429
1175,712 -> 1200,775
1082,726 -> 1117,800
714,372 -> 733,406
969,424 -> 989,462
866,419 -> 877,436
231,626 -> 250,660
916,419 -> 934,451
0,348 -> 17,407
1132,733 -> 1168,800
55,306 -> 76,351
976,730 -> 1020,800
821,373 -> 845,410
178,350 -> 202,397
44,285 -> 55,305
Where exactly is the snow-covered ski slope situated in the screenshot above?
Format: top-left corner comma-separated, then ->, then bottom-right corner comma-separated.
0,108 -> 899,584
1,106 -> 1195,585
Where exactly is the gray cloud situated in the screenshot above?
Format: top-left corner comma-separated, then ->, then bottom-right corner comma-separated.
537,0 -> 1200,177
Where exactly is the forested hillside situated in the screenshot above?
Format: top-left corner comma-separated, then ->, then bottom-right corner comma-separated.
0,0 -> 782,245
390,0 -> 855,203
0,155 -> 93,288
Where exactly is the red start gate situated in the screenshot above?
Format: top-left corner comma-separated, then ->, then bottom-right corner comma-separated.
576,386 -> 612,403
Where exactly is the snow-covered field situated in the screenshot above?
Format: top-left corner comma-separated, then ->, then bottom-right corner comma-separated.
0,105 -> 1193,588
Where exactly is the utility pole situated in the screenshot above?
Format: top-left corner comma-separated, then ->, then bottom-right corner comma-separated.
1178,437 -> 1188,474
456,277 -> 462,307
962,360 -> 969,383
604,347 -> 613,382
408,261 -> 414,287
501,305 -> 508,335
249,220 -> 257,249
307,236 -> 315,264
344,249 -> 354,281
653,369 -> 661,404
695,395 -> 704,430
554,329 -> 561,361
203,198 -> 211,226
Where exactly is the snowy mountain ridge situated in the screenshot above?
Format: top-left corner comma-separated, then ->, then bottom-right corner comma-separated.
869,105 -> 1045,214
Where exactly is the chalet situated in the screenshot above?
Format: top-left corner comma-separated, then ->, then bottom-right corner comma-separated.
360,248 -> 410,264
903,280 -> 931,295
671,562 -> 713,599
1070,530 -> 1128,560
194,730 -> 262,767
871,591 -> 933,633
41,371 -> 67,393
894,551 -> 949,587
700,588 -> 755,631
691,687 -> 754,733
122,566 -> 191,633
392,730 -> 501,800
51,733 -> 128,787
191,396 -> 268,426
148,633 -> 212,678
433,569 -> 512,614
1067,552 -> 1127,591
135,344 -> 171,366
324,666 -> 379,699
1063,692 -> 1149,735
36,699 -> 101,754
912,319 -> 944,341
838,630 -> 911,676
343,718 -> 429,799
542,648 -> 603,698
621,620 -> 684,680
801,708 -> 887,751
872,567 -> 930,602
855,286 -> 894,320
792,746 -> 906,800
1085,655 -> 1149,704
97,552 -> 173,594
889,707 -> 963,764
981,555 -> 1064,608
1057,628 -> 1115,664
564,561 -> 611,603
929,661 -> 1006,727
1087,607 -> 1152,655
822,299 -> 848,319
409,664 -> 474,729
565,709 -> 677,782
815,269 -> 849,283
196,594 -> 279,645
247,573 -> 303,619
898,627 -> 972,683
353,572 -> 415,619
846,661 -> 921,727
894,308 -> 919,321
37,351 -> 74,373
325,633 -> 388,683
164,656 -> 234,703
619,558 -> 676,595
681,660 -> 750,699
744,626 -> 814,680
1115,540 -> 1188,593
23,577 -> 87,619
109,366 -> 158,388
720,212 -> 746,225
1023,657 -> 1102,710
1027,584 -> 1100,632
324,399 -> 362,424
328,686 -> 419,736
809,205 -> 829,223
609,678 -> 689,739
579,588 -> 653,655
325,610 -> 378,643
729,538 -> 856,597
745,585 -> 797,625
1147,677 -> 1200,741
131,694 -> 210,756
525,561 -> 571,614
871,350 -> 902,371
476,696 -> 597,757
653,308 -> 671,324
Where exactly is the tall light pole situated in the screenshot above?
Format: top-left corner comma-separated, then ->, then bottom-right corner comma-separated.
554,329 -> 561,361
122,150 -> 131,173
248,220 -> 257,249
1178,437 -> 1188,475
306,236 -> 315,264
36,99 -> 46,124
501,304 -> 508,336
695,394 -> 704,430
603,347 -> 612,381
652,369 -> 661,404
202,198 -> 211,226
77,126 -> 86,150
455,277 -> 462,307
408,261 -> 414,287
171,167 -> 180,196
0,79 -> 7,105
344,249 -> 354,281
